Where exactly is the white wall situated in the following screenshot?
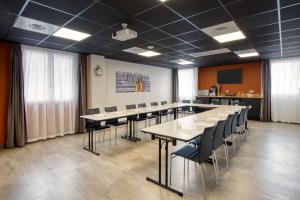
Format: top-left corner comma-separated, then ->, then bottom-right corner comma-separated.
87,55 -> 172,111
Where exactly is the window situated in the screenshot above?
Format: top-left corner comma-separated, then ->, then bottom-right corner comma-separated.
22,46 -> 78,102
22,46 -> 79,142
178,68 -> 198,100
270,57 -> 300,123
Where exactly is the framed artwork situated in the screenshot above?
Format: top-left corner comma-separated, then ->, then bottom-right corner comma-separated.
116,71 -> 151,93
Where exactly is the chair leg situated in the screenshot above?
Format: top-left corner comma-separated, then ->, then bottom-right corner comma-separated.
199,164 -> 206,200
213,151 -> 219,181
170,156 -> 173,185
83,130 -> 86,148
109,129 -> 111,146
223,144 -> 229,169
115,127 -> 117,145
102,131 -> 105,143
212,155 -> 218,185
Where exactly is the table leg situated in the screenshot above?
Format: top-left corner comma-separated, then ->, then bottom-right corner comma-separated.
83,128 -> 100,156
122,120 -> 141,142
146,138 -> 183,197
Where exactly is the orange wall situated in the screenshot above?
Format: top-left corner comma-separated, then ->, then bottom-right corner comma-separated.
198,62 -> 262,94
0,42 -> 11,146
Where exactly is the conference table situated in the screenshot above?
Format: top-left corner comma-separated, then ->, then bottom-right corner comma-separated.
140,104 -> 244,197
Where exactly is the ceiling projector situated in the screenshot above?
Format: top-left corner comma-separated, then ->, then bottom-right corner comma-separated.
112,23 -> 137,41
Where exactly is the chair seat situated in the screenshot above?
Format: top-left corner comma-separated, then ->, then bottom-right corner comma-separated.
107,120 -> 127,126
189,136 -> 202,146
147,115 -> 157,119
172,145 -> 199,161
93,125 -> 110,131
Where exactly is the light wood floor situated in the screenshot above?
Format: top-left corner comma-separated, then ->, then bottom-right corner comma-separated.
0,121 -> 300,200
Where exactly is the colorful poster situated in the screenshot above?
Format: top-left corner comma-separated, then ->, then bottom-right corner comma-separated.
116,71 -> 151,93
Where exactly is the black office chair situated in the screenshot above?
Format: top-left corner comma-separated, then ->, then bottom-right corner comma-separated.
105,106 -> 128,144
192,100 -> 204,114
211,99 -> 221,105
150,102 -> 160,123
223,114 -> 235,166
235,108 -> 247,145
126,104 -> 147,137
179,100 -> 192,117
244,106 -> 250,135
161,101 -> 173,121
231,112 -> 239,150
138,103 -> 157,126
170,126 -> 217,200
220,99 -> 230,105
84,108 -> 110,148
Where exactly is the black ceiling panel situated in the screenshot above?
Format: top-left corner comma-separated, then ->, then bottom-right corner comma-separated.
156,37 -> 183,47
21,2 -> 73,26
7,27 -> 48,41
123,37 -> 149,47
44,36 -> 75,46
281,4 -> 300,21
38,41 -> 65,50
176,30 -> 208,42
160,20 -> 197,36
281,0 -> 300,7
282,36 -> 300,44
65,18 -> 105,34
105,41 -> 132,52
139,29 -> 169,41
243,24 -> 279,37
191,38 -> 221,50
136,42 -> 164,50
165,0 -> 220,18
283,42 -> 300,49
134,5 -> 181,27
100,0 -> 159,16
250,33 -> 280,43
80,3 -> 125,26
125,18 -> 152,33
282,28 -> 300,39
0,0 -> 26,15
170,43 -> 195,51
222,40 -> 254,51
281,18 -> 300,31
0,12 -> 16,39
253,39 -> 280,48
93,46 -> 116,56
33,0 -> 94,15
188,7 -> 231,29
6,36 -> 39,46
236,11 -> 278,30
225,0 -> 277,19
73,40 -> 99,50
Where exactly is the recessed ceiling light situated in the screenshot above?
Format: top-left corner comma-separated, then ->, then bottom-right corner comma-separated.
138,51 -> 161,57
171,59 -> 194,65
53,27 -> 91,41
234,49 -> 259,58
213,31 -> 246,43
190,48 -> 231,58
159,0 -> 168,2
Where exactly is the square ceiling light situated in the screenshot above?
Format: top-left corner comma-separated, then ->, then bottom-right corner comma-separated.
201,21 -> 246,43
189,48 -> 231,58
13,16 -> 59,35
171,59 -> 194,65
53,27 -> 91,41
234,49 -> 259,58
123,47 -> 161,57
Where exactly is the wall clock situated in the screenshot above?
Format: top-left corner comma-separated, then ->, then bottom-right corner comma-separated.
94,65 -> 103,77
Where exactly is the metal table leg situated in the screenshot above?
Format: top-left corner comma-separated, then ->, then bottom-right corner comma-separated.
83,128 -> 100,156
122,120 -> 141,142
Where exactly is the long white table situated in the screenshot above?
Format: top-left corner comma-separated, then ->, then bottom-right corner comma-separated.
140,105 -> 244,197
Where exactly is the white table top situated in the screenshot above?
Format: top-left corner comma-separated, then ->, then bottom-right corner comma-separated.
80,103 -> 239,121
141,105 -> 243,142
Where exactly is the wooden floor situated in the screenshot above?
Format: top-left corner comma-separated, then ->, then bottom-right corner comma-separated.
0,121 -> 300,200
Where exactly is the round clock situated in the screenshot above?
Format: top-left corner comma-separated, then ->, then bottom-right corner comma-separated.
94,65 -> 103,77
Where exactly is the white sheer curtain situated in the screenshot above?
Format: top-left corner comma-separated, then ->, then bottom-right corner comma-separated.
178,68 -> 198,101
271,57 -> 300,123
22,46 -> 79,142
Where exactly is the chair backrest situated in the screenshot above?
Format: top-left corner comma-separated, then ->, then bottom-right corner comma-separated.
211,99 -> 221,105
182,100 -> 190,104
243,106 -> 249,122
104,106 -> 118,124
224,114 -> 234,138
193,100 -> 203,104
220,99 -> 230,105
161,101 -> 167,105
126,104 -> 137,110
197,126 -> 216,163
105,106 -> 117,112
238,108 -> 246,126
212,120 -> 226,150
138,103 -> 148,118
85,108 -> 100,129
138,103 -> 146,108
231,112 -> 238,132
151,102 -> 158,106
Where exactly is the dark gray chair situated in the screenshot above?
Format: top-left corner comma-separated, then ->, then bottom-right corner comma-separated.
179,100 -> 192,117
126,104 -> 147,137
105,106 -> 128,144
161,101 -> 173,121
138,103 -> 157,126
192,100 -> 205,114
170,126 -> 217,200
84,108 -> 110,148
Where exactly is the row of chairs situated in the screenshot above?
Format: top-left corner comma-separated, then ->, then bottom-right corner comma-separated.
84,101 -> 177,147
170,107 -> 249,200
